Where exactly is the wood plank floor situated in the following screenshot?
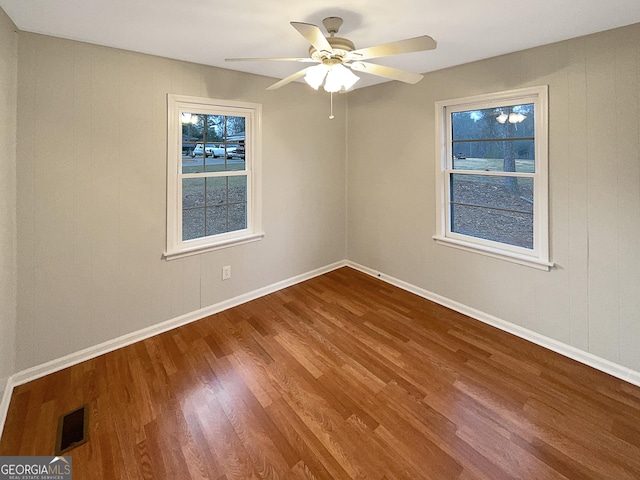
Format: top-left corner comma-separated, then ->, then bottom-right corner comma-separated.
2,267 -> 640,479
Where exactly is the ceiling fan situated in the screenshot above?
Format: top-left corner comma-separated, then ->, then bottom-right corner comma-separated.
225,16 -> 437,92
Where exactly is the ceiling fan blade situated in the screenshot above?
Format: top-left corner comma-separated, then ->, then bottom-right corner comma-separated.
226,57 -> 316,63
349,62 -> 424,84
350,35 -> 437,61
290,22 -> 333,54
266,68 -> 310,90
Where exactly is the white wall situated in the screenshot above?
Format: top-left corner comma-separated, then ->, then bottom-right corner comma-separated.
347,23 -> 640,372
0,9 -> 17,397
15,33 -> 347,371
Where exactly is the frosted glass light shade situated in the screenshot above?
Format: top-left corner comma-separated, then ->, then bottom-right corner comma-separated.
324,64 -> 360,92
304,64 -> 329,90
304,63 -> 360,92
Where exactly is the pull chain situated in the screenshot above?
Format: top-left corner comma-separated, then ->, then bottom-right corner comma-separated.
329,92 -> 335,120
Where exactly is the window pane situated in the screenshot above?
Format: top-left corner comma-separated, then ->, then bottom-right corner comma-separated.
204,203 -> 246,235
452,140 -> 535,173
183,156 -> 205,174
205,177 -> 227,204
182,113 -> 204,174
233,141 -> 246,162
451,174 -> 533,213
182,141 -> 205,174
204,155 -> 246,172
183,208 -> 205,241
229,203 -> 247,231
451,204 -> 533,249
451,104 -> 534,141
208,115 -> 246,172
208,115 -> 225,141
183,178 -> 205,208
181,112 -> 201,153
228,175 -> 247,204
204,176 -> 247,206
205,205 -> 227,236
450,173 -> 533,249
223,116 -> 245,141
182,178 -> 205,241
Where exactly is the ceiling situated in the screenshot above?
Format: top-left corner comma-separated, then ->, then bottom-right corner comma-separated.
3,0 -> 640,90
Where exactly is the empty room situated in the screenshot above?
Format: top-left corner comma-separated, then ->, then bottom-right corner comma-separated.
1,1 -> 640,478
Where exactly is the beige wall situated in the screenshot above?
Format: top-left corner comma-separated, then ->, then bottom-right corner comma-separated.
0,9 -> 17,395
8,20 -> 640,378
347,24 -> 640,372
15,33 -> 347,370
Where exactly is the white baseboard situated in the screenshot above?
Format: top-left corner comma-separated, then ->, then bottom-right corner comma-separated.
0,377 -> 13,440
347,261 -> 640,388
0,260 -> 347,437
3,258 -> 640,438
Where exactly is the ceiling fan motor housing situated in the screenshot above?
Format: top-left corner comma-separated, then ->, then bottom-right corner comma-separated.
310,37 -> 355,64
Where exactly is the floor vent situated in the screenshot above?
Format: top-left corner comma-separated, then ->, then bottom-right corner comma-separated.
55,405 -> 89,455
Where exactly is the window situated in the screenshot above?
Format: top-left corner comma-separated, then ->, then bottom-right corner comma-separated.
165,95 -> 263,259
434,86 -> 552,270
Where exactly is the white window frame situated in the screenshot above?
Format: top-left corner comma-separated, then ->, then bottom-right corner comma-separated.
434,85 -> 553,270
164,94 -> 263,260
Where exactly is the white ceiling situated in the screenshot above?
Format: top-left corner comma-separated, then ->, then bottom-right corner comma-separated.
3,0 -> 640,90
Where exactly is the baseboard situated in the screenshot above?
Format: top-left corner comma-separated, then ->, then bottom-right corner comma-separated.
347,261 -> 640,388
4,258 -> 639,438
0,257 -> 348,438
0,259 -> 347,438
0,376 -> 14,441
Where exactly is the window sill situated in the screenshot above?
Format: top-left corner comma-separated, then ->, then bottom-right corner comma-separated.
432,235 -> 554,271
164,231 -> 265,260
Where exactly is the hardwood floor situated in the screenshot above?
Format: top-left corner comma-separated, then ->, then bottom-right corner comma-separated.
2,267 -> 640,479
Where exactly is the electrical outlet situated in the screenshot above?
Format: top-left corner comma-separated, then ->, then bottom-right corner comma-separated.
222,265 -> 231,280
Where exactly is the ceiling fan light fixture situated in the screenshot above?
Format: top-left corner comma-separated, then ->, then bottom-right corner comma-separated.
325,64 -> 360,92
305,63 -> 360,93
304,64 -> 330,90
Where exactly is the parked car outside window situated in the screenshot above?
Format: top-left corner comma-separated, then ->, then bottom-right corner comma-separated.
232,144 -> 245,159
191,143 -> 225,158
